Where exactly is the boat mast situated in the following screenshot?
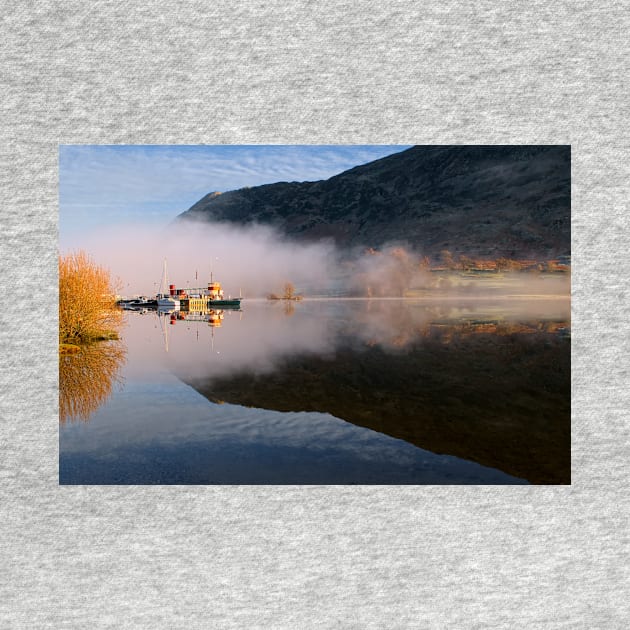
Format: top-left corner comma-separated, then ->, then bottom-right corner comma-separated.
158,258 -> 168,297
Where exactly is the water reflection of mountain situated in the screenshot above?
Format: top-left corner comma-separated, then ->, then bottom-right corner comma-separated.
183,323 -> 570,484
59,341 -> 126,423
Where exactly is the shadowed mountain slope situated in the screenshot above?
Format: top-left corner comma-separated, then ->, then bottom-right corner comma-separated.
177,145 -> 570,259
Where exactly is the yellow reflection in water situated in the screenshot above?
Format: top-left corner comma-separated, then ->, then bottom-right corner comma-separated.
59,341 -> 126,424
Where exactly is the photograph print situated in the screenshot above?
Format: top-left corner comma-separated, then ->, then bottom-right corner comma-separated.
59,145 -> 570,484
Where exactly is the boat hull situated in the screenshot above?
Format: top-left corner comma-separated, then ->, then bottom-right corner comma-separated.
157,298 -> 180,309
206,299 -> 242,308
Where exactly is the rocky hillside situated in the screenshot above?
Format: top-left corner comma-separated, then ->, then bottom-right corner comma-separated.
177,145 -> 570,259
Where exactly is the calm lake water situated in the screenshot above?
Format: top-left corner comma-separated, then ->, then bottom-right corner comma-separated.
59,298 -> 570,484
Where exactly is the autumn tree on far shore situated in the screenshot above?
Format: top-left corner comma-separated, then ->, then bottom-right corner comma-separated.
283,282 -> 295,299
440,249 -> 455,269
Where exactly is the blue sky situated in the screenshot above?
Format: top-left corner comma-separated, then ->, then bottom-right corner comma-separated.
59,145 -> 411,248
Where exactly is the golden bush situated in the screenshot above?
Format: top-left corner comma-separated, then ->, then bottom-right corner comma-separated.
59,251 -> 123,343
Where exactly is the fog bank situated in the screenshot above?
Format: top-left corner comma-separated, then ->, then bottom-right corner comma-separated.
76,220 -> 337,297
73,219 -> 570,299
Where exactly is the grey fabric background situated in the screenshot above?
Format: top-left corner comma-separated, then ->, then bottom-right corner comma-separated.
1,1 -> 628,627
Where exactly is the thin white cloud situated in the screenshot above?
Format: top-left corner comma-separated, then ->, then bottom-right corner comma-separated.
59,145 -> 411,246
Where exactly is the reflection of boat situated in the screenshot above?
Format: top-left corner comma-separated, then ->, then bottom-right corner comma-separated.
155,304 -> 228,355
159,307 -> 226,327
156,259 -> 180,309
157,305 -> 177,315
207,310 -> 224,327
156,309 -> 175,352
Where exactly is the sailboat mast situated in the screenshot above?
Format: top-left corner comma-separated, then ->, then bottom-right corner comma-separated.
158,258 -> 167,296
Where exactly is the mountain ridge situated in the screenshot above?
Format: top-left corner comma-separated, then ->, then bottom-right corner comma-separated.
177,145 -> 570,259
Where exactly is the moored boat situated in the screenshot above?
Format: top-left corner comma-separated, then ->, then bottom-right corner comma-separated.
156,259 -> 180,309
206,298 -> 241,307
157,295 -> 180,309
178,273 -> 242,310
206,277 -> 241,307
153,266 -> 242,311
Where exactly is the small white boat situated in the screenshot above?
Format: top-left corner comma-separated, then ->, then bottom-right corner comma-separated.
156,259 -> 180,309
157,296 -> 180,309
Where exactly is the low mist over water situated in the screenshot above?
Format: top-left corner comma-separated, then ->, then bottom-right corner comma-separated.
159,297 -> 570,384
77,220 -> 336,297
75,219 -> 570,300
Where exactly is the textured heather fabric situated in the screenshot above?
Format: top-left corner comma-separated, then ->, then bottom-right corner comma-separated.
1,1 -> 629,628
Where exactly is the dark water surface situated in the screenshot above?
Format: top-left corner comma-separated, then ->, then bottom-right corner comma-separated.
59,298 -> 570,484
